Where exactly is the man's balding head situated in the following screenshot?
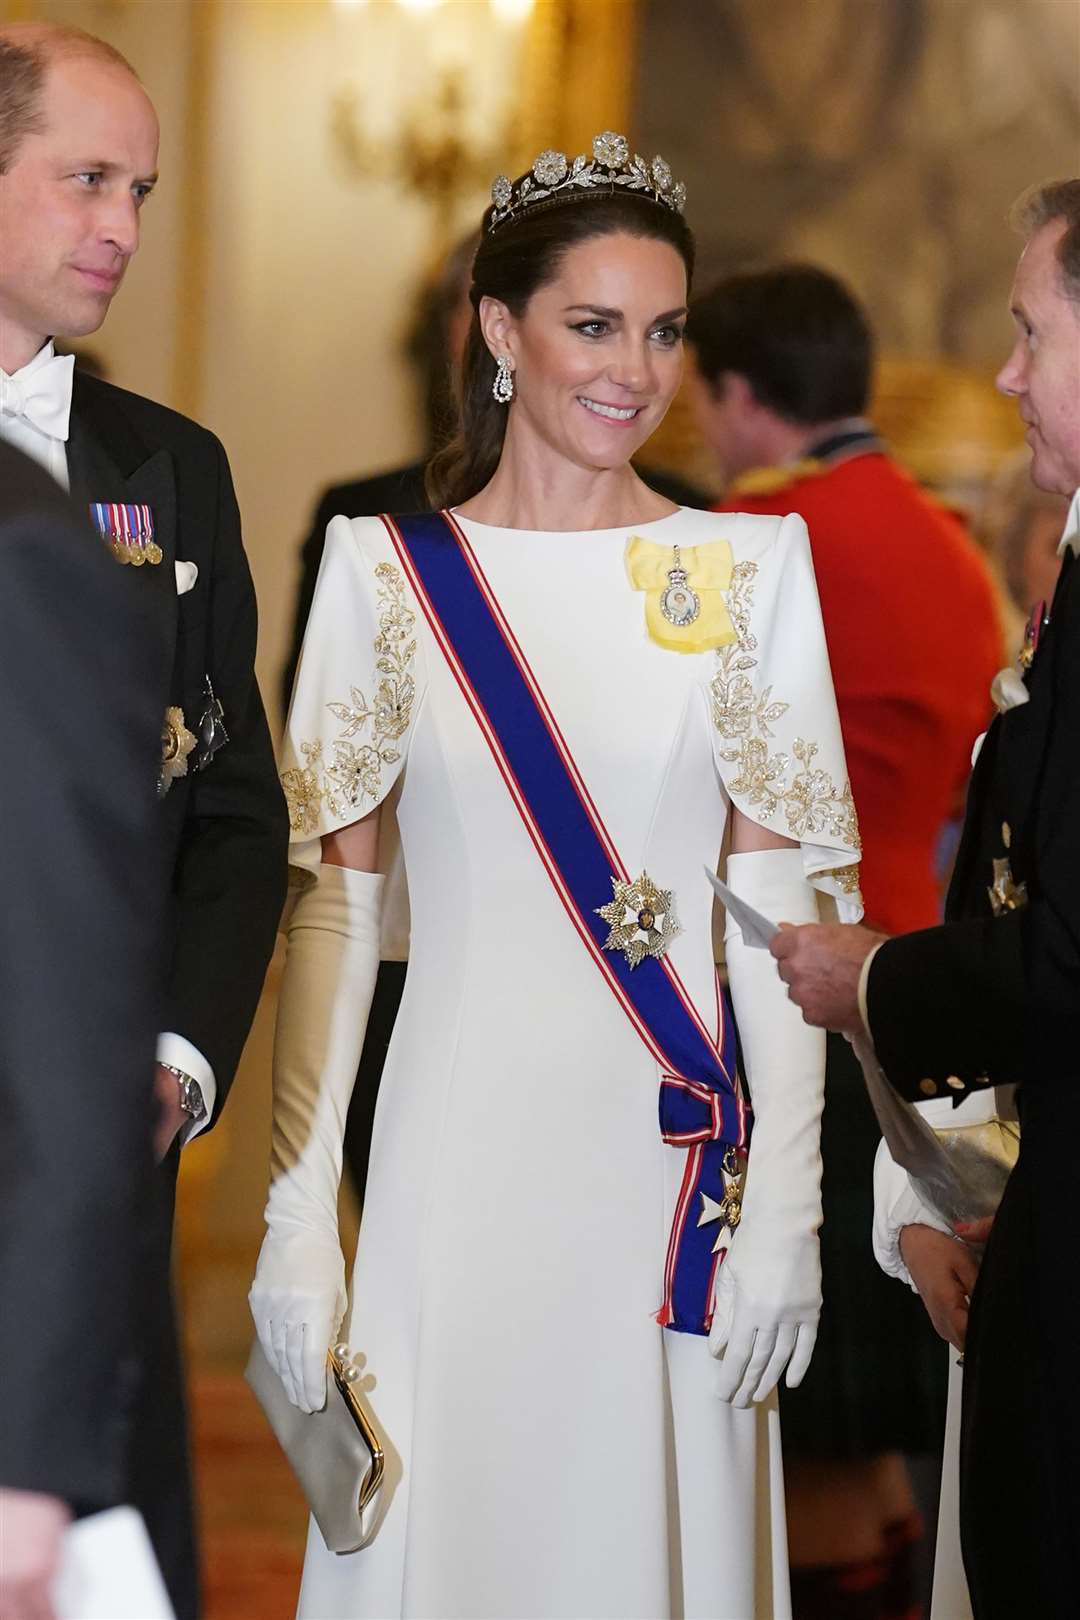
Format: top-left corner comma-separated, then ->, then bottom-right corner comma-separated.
0,23 -> 138,173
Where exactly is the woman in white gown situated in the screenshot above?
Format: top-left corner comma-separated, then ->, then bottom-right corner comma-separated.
251,133 -> 862,1620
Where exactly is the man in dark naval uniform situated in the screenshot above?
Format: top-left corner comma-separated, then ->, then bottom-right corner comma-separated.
0,23 -> 288,1619
774,179 -> 1080,1620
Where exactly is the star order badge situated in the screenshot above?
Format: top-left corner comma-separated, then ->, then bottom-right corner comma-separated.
596,871 -> 680,969
697,1147 -> 745,1253
988,857 -> 1028,916
159,705 -> 197,797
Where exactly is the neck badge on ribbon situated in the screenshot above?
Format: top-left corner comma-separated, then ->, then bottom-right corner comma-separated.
385,509 -> 751,1335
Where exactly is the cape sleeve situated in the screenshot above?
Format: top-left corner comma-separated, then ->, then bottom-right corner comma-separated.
279,514 -> 424,878
707,510 -> 864,920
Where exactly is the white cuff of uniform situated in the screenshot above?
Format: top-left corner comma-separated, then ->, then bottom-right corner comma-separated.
157,1032 -> 217,1144
872,1138 -> 953,1289
857,941 -> 885,1042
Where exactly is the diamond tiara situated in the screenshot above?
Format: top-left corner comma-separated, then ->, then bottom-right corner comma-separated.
488,131 -> 687,234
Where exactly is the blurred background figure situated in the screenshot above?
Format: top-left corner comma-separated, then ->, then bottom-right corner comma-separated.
0,442 -> 165,1620
688,264 -> 1002,1620
279,231 -> 478,716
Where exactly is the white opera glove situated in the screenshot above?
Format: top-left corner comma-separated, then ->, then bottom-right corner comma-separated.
710,848 -> 825,1406
249,863 -> 382,1413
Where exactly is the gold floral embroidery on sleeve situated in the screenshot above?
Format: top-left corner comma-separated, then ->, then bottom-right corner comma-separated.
281,562 -> 417,835
710,560 -> 862,853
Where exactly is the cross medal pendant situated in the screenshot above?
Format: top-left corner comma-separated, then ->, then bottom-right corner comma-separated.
659,545 -> 700,627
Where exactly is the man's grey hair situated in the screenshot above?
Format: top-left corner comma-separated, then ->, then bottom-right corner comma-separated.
1010,178 -> 1080,306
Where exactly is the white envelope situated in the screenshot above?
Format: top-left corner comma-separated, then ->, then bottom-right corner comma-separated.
704,868 -> 779,949
53,1506 -> 175,1619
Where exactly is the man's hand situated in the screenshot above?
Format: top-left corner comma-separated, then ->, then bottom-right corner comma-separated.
153,1063 -> 186,1160
899,1224 -> 981,1351
770,923 -> 886,1034
0,1488 -> 71,1620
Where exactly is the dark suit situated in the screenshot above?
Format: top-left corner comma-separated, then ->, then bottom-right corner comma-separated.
66,372 -> 290,1618
0,444 -> 162,1514
867,541 -> 1080,1617
280,457 -> 710,1206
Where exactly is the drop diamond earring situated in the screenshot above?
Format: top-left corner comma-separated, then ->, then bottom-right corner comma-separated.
492,355 -> 515,404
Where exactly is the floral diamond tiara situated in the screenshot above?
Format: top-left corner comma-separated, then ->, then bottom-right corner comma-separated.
488,131 -> 687,233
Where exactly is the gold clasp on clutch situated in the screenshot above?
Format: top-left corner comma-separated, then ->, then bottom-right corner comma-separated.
329,1345 -> 385,1514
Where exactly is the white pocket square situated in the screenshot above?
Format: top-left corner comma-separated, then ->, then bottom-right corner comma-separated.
990,664 -> 1029,714
175,560 -> 198,595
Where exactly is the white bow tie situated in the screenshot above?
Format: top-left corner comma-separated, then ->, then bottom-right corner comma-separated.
1059,489 -> 1080,559
0,351 -> 75,442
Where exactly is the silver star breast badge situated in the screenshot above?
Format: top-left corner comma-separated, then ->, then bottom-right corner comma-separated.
596,871 -> 680,969
159,705 -> 197,798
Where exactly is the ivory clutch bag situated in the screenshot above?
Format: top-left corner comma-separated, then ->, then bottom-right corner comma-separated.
245,1340 -> 384,1553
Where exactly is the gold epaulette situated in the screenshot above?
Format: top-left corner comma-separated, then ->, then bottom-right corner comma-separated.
726,458 -> 825,499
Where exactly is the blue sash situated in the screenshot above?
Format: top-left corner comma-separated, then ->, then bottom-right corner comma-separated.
385,510 -> 750,1334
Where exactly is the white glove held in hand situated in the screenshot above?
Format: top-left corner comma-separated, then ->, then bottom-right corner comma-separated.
249,863 -> 382,1413
710,848 -> 825,1406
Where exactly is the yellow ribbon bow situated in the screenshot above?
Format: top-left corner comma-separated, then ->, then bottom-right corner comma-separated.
625,536 -> 737,653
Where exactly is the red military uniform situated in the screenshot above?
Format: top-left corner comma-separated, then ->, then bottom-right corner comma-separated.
715,428 -> 1002,934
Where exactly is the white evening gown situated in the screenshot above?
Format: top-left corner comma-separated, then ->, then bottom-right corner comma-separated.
279,506 -> 861,1620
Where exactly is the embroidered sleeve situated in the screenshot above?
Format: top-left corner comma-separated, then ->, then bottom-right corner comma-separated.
708,513 -> 863,919
280,517 -> 422,871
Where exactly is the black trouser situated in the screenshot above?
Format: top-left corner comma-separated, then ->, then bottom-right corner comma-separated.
961,1079 -> 1080,1618
129,1149 -> 199,1620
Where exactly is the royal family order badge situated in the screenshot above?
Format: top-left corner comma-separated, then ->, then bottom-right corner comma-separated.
659,547 -> 701,627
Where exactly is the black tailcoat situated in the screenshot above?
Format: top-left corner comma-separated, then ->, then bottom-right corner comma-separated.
67,374 -> 290,1619
867,543 -> 1080,1618
0,444 -> 162,1516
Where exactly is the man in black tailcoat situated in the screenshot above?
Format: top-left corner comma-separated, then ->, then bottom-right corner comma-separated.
0,443 -> 164,1619
773,180 -> 1080,1619
0,24 -> 288,1618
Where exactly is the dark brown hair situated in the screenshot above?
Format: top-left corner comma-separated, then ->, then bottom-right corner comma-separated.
0,25 -> 137,173
1010,178 -> 1080,307
426,186 -> 696,510
688,264 -> 874,426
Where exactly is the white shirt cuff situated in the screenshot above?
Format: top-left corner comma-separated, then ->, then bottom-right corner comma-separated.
857,941 -> 885,1042
156,1032 -> 217,1144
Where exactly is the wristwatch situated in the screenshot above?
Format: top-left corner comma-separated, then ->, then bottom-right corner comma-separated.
160,1062 -> 207,1122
